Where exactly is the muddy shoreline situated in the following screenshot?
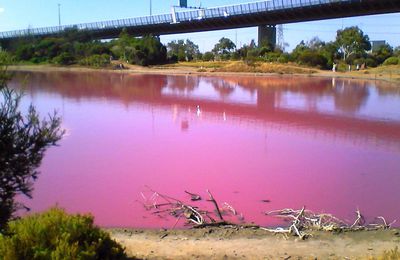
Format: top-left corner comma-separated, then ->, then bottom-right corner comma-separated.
108,227 -> 400,259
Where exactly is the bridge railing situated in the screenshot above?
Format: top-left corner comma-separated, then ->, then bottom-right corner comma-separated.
0,0 -> 352,39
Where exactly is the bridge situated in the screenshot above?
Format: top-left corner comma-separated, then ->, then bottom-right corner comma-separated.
1,0 -> 400,47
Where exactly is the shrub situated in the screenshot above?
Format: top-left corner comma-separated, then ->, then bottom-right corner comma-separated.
277,54 -> 289,63
0,60 -> 63,230
263,52 -> 281,62
0,208 -> 126,259
365,57 -> 378,68
79,54 -> 111,68
52,52 -> 76,65
383,57 -> 399,66
202,52 -> 214,61
298,51 -> 328,69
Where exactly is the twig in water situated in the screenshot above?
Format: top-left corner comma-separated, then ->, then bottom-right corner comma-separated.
184,190 -> 202,201
351,209 -> 366,229
207,189 -> 224,221
223,202 -> 237,216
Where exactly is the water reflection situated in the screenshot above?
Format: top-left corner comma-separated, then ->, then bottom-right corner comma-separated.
10,71 -> 400,150
9,71 -> 391,111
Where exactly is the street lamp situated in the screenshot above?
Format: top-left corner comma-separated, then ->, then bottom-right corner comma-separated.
58,3 -> 61,26
150,0 -> 152,16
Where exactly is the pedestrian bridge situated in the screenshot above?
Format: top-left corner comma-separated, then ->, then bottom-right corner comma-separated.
0,0 -> 399,43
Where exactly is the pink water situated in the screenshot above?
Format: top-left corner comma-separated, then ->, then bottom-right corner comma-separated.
10,71 -> 400,228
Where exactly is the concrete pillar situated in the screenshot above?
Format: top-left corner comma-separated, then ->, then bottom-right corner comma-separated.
258,25 -> 276,49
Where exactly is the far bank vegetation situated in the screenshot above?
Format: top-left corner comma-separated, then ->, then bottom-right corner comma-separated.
1,26 -> 399,74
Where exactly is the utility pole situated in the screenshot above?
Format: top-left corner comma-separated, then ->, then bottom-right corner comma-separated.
150,0 -> 152,16
58,3 -> 61,26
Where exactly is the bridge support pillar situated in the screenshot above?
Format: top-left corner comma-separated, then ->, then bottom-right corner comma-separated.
258,25 -> 276,49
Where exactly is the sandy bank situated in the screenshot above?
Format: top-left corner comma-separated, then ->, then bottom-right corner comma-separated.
109,228 -> 400,259
8,63 -> 400,85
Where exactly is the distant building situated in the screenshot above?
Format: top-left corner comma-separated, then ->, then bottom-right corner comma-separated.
371,40 -> 386,52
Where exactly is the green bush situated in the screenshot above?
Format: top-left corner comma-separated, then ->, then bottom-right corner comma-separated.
202,52 -> 214,61
365,57 -> 378,68
277,54 -> 289,63
52,52 -> 76,65
0,208 -> 126,259
298,51 -> 328,68
263,52 -> 281,62
79,54 -> 111,68
383,57 -> 399,66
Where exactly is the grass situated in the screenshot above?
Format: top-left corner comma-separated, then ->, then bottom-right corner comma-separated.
341,64 -> 400,82
370,246 -> 400,260
169,61 -> 228,69
167,60 -> 317,74
217,61 -> 317,74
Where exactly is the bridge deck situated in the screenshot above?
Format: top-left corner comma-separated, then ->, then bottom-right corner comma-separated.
0,0 -> 399,40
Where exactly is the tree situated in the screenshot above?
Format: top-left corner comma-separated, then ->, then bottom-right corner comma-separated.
167,39 -> 199,62
335,26 -> 371,62
167,39 -> 186,62
184,39 -> 200,61
306,37 -> 325,51
394,46 -> 400,57
202,51 -> 215,61
212,37 -> 236,56
371,43 -> 393,65
291,40 -> 309,60
0,51 -> 64,230
111,32 -> 167,66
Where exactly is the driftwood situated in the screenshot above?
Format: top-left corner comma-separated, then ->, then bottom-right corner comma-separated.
139,188 -> 396,238
184,190 -> 202,201
263,207 -> 397,239
139,187 -> 240,228
207,189 -> 224,221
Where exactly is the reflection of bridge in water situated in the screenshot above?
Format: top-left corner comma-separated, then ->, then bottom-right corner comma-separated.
11,71 -> 400,151
1,0 -> 400,47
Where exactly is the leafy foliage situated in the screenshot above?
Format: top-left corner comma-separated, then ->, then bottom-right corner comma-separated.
3,26 -> 400,69
79,54 -> 111,68
0,208 -> 127,259
111,30 -> 167,66
371,43 -> 394,65
0,51 -> 64,230
383,57 -> 399,66
212,37 -> 236,59
202,51 -> 215,61
167,39 -> 200,62
336,26 -> 371,61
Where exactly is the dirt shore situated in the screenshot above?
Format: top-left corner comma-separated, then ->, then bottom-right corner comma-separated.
8,63 -> 400,85
109,228 -> 400,259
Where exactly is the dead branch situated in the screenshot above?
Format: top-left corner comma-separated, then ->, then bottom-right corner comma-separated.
140,188 -> 396,237
222,202 -> 237,216
207,189 -> 224,221
184,190 -> 202,201
350,209 -> 366,229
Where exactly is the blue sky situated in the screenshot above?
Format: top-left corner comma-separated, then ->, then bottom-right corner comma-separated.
0,0 -> 399,51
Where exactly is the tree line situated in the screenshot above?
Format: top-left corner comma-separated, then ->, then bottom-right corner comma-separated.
1,26 -> 400,69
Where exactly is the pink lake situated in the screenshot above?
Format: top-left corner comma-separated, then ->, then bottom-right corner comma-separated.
9,71 -> 400,228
